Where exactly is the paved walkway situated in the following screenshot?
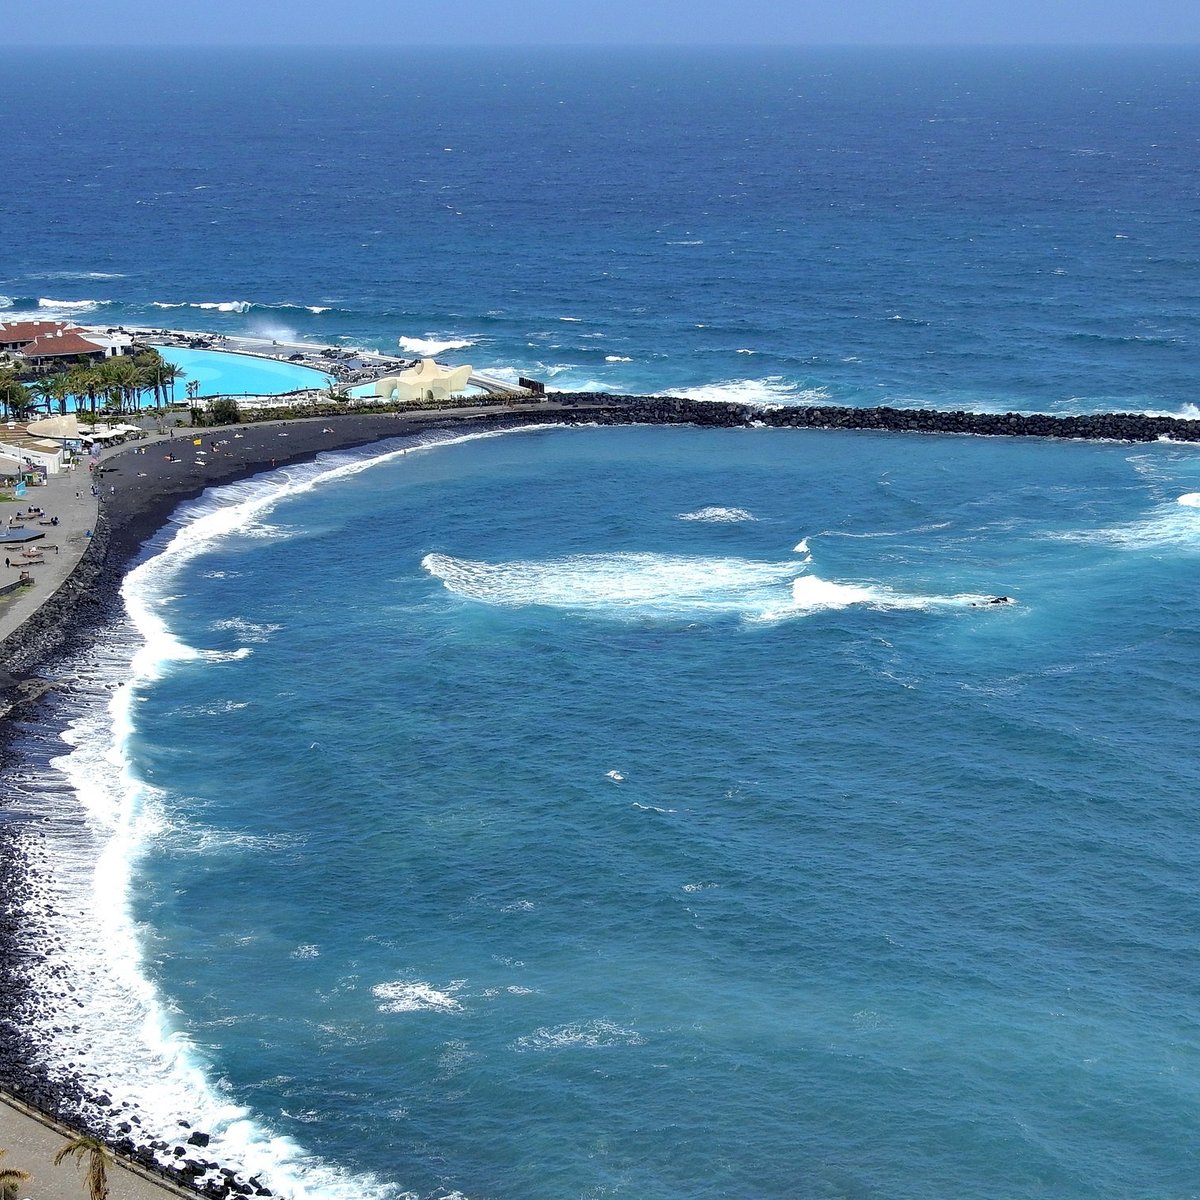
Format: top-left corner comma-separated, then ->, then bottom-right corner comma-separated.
0,462 -> 99,646
1,1093 -> 192,1200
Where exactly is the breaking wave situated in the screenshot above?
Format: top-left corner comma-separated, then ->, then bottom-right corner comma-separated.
422,551 -> 998,622
678,506 -> 758,523
678,377 -> 832,407
373,980 -> 466,1015
397,335 -> 475,357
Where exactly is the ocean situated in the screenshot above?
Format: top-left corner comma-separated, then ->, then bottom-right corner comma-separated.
3,45 -> 1200,1200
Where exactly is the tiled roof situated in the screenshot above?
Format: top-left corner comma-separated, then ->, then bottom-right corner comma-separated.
0,320 -> 79,346
19,331 -> 105,358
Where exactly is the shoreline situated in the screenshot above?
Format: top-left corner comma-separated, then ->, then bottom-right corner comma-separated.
0,405 -> 576,1200
2,390 -> 1200,1198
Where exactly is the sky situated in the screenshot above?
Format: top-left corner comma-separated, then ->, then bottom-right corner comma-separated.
1,0 -> 1198,46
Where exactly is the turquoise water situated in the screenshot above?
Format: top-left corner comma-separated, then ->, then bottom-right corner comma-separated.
150,346 -> 333,399
36,424 -> 1200,1200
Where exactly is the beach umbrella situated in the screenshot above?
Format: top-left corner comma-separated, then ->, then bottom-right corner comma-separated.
27,414 -> 83,440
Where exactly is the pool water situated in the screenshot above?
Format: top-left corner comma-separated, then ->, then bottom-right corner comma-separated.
151,346 -> 333,399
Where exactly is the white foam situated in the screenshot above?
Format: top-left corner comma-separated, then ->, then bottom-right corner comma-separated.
422,551 -> 801,619
512,1020 -> 645,1052
211,617 -> 282,643
759,576 -> 995,621
397,335 -> 474,356
678,377 -> 831,407
29,270 -> 125,280
604,355 -> 633,363
0,295 -> 12,308
422,550 -> 991,624
373,980 -> 466,1014
37,297 -> 109,312
793,538 -> 809,554
151,300 -> 250,313
1051,494 -> 1200,551
678,506 -> 757,523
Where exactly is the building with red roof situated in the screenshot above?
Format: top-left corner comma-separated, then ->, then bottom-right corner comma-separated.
0,320 -> 80,353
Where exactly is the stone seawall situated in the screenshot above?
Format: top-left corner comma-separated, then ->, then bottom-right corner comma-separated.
552,394 -> 1200,442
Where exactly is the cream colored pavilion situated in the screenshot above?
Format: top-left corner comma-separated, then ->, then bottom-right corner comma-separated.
375,358 -> 472,403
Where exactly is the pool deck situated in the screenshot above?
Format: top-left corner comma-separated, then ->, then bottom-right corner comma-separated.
83,326 -> 525,396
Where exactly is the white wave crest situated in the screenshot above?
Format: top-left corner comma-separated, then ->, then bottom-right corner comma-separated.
373,980 -> 466,1014
151,300 -> 251,313
679,377 -> 831,407
422,550 -> 992,623
1050,495 -> 1200,551
678,506 -> 757,523
30,270 -> 125,280
512,1020 -> 645,1052
604,355 -> 633,363
759,576 -> 997,621
211,617 -> 282,643
0,295 -> 12,308
397,335 -> 474,356
422,551 -> 801,619
38,297 -> 109,312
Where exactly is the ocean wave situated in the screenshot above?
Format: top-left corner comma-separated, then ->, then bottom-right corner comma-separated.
397,334 -> 475,356
757,576 -> 1000,621
422,549 -> 995,622
678,506 -> 757,523
373,980 -> 466,1014
153,300 -> 251,313
422,551 -> 799,619
38,297 -> 112,312
210,617 -> 283,643
678,377 -> 832,407
1051,493 -> 1200,551
150,300 -> 338,317
512,1020 -> 645,1052
28,270 -> 126,280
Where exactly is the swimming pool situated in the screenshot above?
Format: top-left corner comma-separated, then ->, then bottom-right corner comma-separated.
150,346 -> 333,399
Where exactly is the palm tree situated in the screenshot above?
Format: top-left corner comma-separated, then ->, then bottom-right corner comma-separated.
0,373 -> 31,421
67,364 -> 102,417
0,1149 -> 31,1200
53,1135 -> 111,1200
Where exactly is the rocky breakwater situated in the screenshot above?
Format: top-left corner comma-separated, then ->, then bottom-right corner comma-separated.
552,393 -> 1200,443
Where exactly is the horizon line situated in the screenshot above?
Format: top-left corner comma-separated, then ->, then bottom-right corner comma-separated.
2,39 -> 1199,49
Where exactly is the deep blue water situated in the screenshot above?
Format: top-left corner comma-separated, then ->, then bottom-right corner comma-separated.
3,46 -> 1199,411
4,45 -> 1200,1200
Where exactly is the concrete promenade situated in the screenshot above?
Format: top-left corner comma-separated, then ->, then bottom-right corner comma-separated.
1,1091 -> 194,1200
0,463 -> 100,649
